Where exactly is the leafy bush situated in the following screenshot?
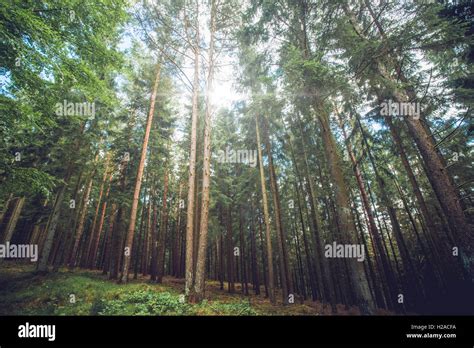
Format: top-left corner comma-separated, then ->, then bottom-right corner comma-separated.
207,301 -> 257,315
98,290 -> 190,315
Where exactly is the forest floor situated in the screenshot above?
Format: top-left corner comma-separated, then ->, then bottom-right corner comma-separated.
0,262 -> 381,315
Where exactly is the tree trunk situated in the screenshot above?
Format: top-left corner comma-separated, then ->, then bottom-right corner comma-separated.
262,115 -> 293,303
0,194 -> 13,229
336,108 -> 396,309
255,115 -> 276,304
150,188 -> 159,281
346,2 -> 473,279
185,2 -> 201,296
156,169 -> 169,283
250,201 -> 260,295
85,156 -> 111,267
102,203 -> 117,274
120,63 -> 161,282
191,0 -> 216,302
69,173 -> 94,268
88,172 -> 113,268
315,106 -> 375,314
36,184 -> 67,273
1,196 -> 25,244
226,207 -> 235,293
238,206 -> 249,295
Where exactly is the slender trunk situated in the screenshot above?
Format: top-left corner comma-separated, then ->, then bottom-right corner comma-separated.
89,172 -> 113,268
173,183 -> 183,276
36,184 -> 67,273
157,169 -> 169,283
226,207 -> 235,293
218,230 -> 224,290
0,194 -> 13,229
102,203 -> 117,274
150,188 -> 159,281
185,3 -> 200,296
255,115 -> 276,304
120,64 -> 161,282
238,206 -> 249,295
143,193 -> 153,276
69,173 -> 94,268
261,115 -> 293,303
250,202 -> 260,295
1,197 -> 25,244
192,0 -> 216,302
85,156 -> 110,267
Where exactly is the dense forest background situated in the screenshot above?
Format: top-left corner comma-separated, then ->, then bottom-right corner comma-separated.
0,0 -> 473,315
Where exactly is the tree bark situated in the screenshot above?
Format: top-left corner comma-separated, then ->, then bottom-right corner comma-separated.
185,1 -> 200,296
262,115 -> 293,303
120,63 -> 161,282
191,0 -> 216,302
69,172 -> 94,268
315,106 -> 375,314
156,169 -> 169,283
255,115 -> 276,304
1,196 -> 25,244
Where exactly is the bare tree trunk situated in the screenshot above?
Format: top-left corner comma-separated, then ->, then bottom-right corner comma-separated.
257,214 -> 269,298
172,183 -> 183,276
102,203 -> 117,274
36,185 -> 67,273
150,186 -> 159,281
250,201 -> 260,295
218,229 -> 224,290
157,169 -> 169,283
191,0 -> 216,302
88,172 -> 113,268
238,206 -> 249,295
226,207 -> 235,293
0,193 -> 13,229
255,115 -> 276,304
143,193 -> 153,277
120,63 -> 161,283
69,173 -> 94,268
85,155 -> 110,267
1,197 -> 25,244
262,115 -> 293,303
185,1 -> 200,296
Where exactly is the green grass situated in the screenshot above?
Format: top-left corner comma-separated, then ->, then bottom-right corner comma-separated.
0,263 -> 256,316
1,262 -> 368,315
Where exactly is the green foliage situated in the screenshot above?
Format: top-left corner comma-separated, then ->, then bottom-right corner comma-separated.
0,0 -> 127,201
0,167 -> 58,197
202,301 -> 257,315
99,290 -> 191,315
0,265 -> 259,316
